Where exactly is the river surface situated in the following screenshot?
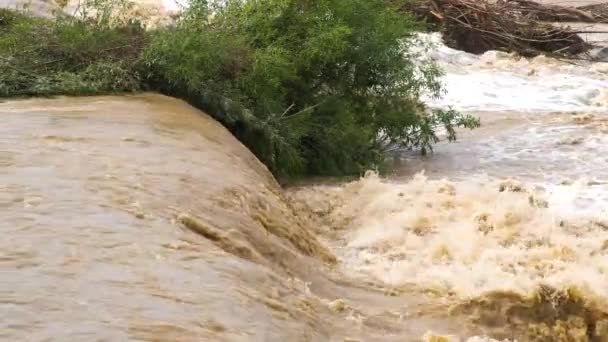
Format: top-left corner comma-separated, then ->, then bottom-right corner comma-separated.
4,19 -> 608,342
0,95 -> 474,342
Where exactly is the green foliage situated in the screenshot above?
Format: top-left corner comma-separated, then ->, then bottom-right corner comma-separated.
144,0 -> 479,176
0,1 -> 479,178
0,4 -> 144,97
397,108 -> 481,156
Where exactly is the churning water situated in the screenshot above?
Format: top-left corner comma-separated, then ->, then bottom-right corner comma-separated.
288,31 -> 608,341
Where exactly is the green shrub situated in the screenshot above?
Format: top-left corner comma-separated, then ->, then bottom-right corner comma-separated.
0,1 -> 479,178
0,5 -> 145,96
143,0 -> 479,176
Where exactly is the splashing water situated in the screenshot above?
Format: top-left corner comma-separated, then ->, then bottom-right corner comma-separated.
419,33 -> 608,113
290,172 -> 608,297
290,28 -> 608,340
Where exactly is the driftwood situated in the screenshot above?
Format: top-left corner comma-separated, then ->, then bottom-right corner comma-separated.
406,0 -> 596,57
577,3 -> 608,23
507,0 -> 595,23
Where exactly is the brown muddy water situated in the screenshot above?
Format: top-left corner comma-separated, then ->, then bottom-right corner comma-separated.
0,94 -> 477,342
4,31 -> 608,342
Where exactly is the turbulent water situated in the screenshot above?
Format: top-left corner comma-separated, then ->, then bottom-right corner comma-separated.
0,95 -> 481,341
289,32 -> 608,341
0,95 -> 339,341
4,21 -> 608,342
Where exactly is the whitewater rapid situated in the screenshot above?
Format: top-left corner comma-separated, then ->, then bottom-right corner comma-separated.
289,32 -> 608,341
420,33 -> 608,113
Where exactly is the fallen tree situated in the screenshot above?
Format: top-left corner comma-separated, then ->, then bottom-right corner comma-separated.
403,0 -> 597,57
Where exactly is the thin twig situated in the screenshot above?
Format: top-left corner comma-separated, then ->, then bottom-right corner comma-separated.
282,102 -> 323,121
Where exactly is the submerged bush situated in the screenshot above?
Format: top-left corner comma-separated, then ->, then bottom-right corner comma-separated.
144,0 -> 479,176
0,1 -> 479,177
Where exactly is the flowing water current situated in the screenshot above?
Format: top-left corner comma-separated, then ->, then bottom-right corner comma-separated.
3,31 -> 608,341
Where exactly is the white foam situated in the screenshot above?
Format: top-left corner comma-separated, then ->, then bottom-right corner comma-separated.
417,33 -> 608,112
291,173 -> 608,298
160,0 -> 187,12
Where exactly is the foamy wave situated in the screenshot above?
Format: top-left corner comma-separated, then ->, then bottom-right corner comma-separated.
416,33 -> 608,112
288,172 -> 608,299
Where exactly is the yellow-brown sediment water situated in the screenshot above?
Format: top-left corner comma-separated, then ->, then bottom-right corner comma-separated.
0,94 -> 337,341
1,94 -> 483,341
4,92 -> 608,341
288,172 -> 608,341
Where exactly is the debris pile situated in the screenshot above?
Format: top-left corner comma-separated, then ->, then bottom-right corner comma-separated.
403,0 -> 603,57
